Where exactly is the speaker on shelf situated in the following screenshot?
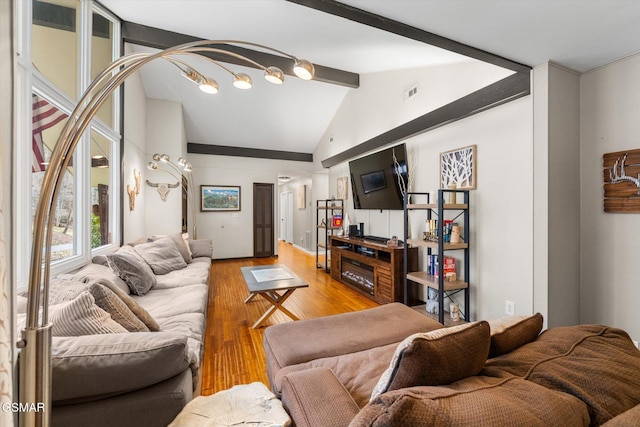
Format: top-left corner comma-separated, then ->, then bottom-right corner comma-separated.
349,225 -> 358,237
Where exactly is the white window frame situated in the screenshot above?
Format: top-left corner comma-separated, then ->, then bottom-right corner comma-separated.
15,0 -> 122,290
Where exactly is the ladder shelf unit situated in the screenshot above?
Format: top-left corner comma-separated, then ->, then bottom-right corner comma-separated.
403,190 -> 470,324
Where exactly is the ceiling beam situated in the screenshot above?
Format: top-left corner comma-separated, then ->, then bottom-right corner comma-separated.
287,0 -> 531,74
321,72 -> 530,168
122,21 -> 360,88
187,143 -> 313,162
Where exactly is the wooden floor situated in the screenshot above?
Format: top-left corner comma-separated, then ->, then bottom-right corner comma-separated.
200,241 -> 379,395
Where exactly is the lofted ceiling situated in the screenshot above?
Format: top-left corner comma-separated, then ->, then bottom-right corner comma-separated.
100,0 -> 640,158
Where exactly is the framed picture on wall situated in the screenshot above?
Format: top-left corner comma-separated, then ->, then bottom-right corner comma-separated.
336,176 -> 349,200
439,144 -> 477,189
201,185 -> 241,211
297,185 -> 306,209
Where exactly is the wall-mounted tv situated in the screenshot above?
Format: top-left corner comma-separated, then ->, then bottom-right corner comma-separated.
349,144 -> 408,210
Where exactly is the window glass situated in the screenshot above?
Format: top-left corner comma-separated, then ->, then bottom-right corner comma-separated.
92,11 -> 115,127
31,93 -> 76,261
90,131 -> 112,248
32,0 -> 79,100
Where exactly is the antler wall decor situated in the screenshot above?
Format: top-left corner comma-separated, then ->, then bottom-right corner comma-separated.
126,169 -> 142,211
609,153 -> 640,192
603,149 -> 640,213
146,180 -> 180,202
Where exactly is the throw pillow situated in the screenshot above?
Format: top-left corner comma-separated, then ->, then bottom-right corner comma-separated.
73,262 -> 131,295
77,272 -> 160,332
150,233 -> 192,264
189,239 -> 213,259
100,282 -> 159,332
488,313 -> 544,358
182,233 -> 192,257
371,321 -> 490,400
49,279 -> 149,332
91,254 -> 109,266
49,292 -> 128,336
106,249 -> 156,296
134,237 -> 187,275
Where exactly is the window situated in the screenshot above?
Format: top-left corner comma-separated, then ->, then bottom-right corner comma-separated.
18,0 -> 122,283
31,94 -> 75,261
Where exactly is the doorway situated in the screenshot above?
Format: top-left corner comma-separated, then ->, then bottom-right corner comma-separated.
279,191 -> 293,243
253,183 -> 274,257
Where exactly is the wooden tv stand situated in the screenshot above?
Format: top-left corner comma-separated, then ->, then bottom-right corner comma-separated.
330,236 -> 418,305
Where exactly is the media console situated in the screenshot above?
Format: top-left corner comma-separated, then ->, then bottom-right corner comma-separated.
330,236 -> 418,304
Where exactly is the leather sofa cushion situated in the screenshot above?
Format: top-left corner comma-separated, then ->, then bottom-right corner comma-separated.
351,375 -> 590,427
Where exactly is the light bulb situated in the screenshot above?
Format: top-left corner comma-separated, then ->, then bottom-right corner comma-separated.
233,73 -> 252,89
293,59 -> 314,80
199,77 -> 219,94
264,66 -> 284,84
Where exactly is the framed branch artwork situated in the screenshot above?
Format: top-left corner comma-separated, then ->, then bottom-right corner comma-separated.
440,145 -> 477,189
336,176 -> 349,200
201,185 -> 241,211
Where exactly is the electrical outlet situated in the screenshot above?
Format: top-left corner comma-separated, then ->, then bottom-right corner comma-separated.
633,340 -> 639,349
505,300 -> 515,315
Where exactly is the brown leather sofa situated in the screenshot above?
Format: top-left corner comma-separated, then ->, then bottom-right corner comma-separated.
263,303 -> 640,426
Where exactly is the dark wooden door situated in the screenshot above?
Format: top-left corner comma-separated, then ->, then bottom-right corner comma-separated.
181,176 -> 188,233
97,184 -> 109,245
254,183 -> 274,257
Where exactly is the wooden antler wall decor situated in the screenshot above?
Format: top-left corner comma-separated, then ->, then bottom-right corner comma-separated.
146,180 -> 180,202
603,149 -> 640,212
127,169 -> 142,211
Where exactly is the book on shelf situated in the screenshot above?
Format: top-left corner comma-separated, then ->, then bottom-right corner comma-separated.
432,256 -> 456,281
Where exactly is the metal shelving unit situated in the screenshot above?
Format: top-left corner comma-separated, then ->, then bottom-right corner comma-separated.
403,190 -> 470,324
316,199 -> 344,272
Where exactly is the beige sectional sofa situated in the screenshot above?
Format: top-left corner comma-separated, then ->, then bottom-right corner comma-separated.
19,234 -> 213,427
264,303 -> 640,426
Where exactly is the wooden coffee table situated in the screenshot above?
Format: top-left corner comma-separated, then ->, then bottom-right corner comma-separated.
240,264 -> 308,328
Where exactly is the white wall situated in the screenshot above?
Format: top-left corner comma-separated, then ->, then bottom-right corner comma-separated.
278,177 -> 314,251
122,71 -> 147,243
314,62 -> 534,321
313,61 -> 513,171
580,53 -> 640,342
532,62 -> 581,327
189,154 -> 314,259
143,99 -> 186,237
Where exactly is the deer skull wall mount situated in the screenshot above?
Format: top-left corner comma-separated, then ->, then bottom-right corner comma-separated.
146,180 -> 180,202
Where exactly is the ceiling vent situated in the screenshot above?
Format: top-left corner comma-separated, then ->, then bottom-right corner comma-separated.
403,85 -> 418,102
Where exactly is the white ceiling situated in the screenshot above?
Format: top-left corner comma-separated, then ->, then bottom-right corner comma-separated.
101,0 -> 640,156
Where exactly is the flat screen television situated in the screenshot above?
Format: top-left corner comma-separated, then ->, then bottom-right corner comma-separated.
349,144 -> 408,210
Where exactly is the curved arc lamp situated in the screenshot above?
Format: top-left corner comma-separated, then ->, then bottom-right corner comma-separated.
19,39 -> 314,426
